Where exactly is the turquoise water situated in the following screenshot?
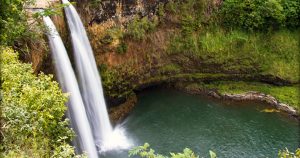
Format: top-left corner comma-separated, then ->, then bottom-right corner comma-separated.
102,89 -> 299,158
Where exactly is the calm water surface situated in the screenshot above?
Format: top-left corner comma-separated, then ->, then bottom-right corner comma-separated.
102,89 -> 299,158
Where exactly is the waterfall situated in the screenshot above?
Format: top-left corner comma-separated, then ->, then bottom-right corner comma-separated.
62,0 -> 131,152
43,16 -> 98,158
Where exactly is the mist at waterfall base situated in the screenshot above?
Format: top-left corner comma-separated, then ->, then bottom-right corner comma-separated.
62,0 -> 132,154
103,89 -> 299,158
43,16 -> 98,158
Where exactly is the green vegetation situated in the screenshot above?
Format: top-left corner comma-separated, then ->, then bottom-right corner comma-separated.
0,0 -> 31,45
278,148 -> 300,158
126,16 -> 159,41
164,0 -> 299,83
33,3 -> 72,19
1,0 -> 299,156
129,143 -> 300,158
106,27 -> 124,43
116,42 -> 128,54
189,81 -> 299,109
129,143 -> 216,158
157,3 -> 166,18
159,64 -> 182,74
220,0 -> 300,30
99,64 -> 134,98
169,27 -> 299,83
0,47 -> 83,157
0,1 -> 85,157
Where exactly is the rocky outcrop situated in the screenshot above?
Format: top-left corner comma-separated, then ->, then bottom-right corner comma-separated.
79,0 -> 167,25
174,83 -> 298,118
109,94 -> 137,124
222,92 -> 297,116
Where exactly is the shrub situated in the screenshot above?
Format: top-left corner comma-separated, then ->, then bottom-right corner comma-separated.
126,16 -> 158,41
165,0 -> 178,14
129,143 -> 300,158
220,0 -> 300,31
99,65 -> 133,98
107,27 -> 124,41
0,0 -> 29,45
158,2 -> 166,18
0,47 -> 80,157
278,148 -> 300,158
116,42 -> 128,54
100,35 -> 113,44
282,0 -> 300,28
129,143 -> 216,158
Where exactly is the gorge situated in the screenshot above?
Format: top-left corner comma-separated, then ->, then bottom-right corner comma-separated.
0,0 -> 299,157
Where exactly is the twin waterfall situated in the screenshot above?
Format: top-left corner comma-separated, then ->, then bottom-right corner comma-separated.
62,0 -> 113,149
43,1 -> 130,157
43,16 -> 98,158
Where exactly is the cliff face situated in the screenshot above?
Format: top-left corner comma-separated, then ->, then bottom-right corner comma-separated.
21,0 -> 298,122
65,0 -> 299,104
75,0 -> 167,24
24,0 -> 68,74
26,0 -> 298,111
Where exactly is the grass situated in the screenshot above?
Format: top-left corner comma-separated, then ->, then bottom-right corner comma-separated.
159,64 -> 181,74
168,28 -> 300,83
202,81 -> 299,110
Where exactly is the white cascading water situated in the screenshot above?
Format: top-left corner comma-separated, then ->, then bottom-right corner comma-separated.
62,0 -> 131,152
43,16 -> 98,158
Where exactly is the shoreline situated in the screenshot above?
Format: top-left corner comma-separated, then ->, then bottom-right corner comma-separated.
109,81 -> 299,123
174,82 -> 298,118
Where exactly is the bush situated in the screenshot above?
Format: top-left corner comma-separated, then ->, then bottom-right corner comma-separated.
282,0 -> 300,28
129,143 -> 300,158
129,143 -> 216,158
126,16 -> 158,41
0,47 -> 81,157
116,42 -> 128,54
0,0 -> 29,45
99,65 -> 133,98
278,148 -> 300,158
220,0 -> 300,31
157,2 -> 166,18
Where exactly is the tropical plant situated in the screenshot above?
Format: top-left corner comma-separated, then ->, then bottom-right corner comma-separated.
126,16 -> 158,41
278,148 -> 300,158
0,0 -> 33,45
0,47 -> 82,157
129,143 -> 300,158
128,143 -> 217,158
220,0 -> 300,31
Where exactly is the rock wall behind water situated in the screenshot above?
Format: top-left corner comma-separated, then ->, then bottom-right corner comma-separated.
74,0 -> 168,25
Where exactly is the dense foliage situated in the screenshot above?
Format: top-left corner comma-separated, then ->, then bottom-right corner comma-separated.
278,148 -> 300,158
129,143 -> 216,158
169,28 -> 299,83
126,16 -> 159,41
0,0 -> 32,45
129,143 -> 300,158
164,0 -> 299,83
0,47 -> 81,157
220,0 -> 300,30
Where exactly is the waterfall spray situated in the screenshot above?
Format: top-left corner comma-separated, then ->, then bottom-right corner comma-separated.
43,16 -> 98,158
62,0 -> 131,152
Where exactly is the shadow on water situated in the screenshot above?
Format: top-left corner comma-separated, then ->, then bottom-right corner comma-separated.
101,88 -> 299,158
